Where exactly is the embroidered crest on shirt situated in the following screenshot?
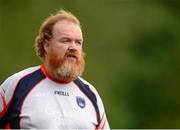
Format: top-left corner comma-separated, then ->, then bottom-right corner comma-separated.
76,96 -> 86,108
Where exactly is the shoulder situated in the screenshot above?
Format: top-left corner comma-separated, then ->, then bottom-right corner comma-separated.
77,77 -> 99,96
77,77 -> 104,107
0,66 -> 41,115
12,65 -> 41,78
2,66 -> 41,86
1,66 -> 41,98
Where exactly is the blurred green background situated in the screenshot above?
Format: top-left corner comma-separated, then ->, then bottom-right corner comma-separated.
0,0 -> 180,128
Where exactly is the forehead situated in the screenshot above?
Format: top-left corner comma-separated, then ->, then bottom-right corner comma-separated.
52,20 -> 83,39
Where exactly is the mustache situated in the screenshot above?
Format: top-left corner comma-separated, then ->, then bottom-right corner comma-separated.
65,50 -> 79,59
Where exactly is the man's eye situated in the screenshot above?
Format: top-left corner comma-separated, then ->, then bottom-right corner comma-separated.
75,40 -> 82,45
61,38 -> 71,43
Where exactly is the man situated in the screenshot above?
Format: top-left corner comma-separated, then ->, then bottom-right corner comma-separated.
0,9 -> 110,129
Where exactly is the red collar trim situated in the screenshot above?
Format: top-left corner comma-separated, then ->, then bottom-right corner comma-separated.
40,64 -> 72,84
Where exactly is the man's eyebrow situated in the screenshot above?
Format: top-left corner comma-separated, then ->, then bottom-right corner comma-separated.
61,37 -> 70,39
76,39 -> 83,41
61,37 -> 83,41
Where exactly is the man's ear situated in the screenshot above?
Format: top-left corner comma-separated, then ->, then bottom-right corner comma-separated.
43,40 -> 49,53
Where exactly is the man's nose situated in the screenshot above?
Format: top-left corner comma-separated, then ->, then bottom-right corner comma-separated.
68,41 -> 78,50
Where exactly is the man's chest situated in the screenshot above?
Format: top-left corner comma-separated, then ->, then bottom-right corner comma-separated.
19,82 -> 97,129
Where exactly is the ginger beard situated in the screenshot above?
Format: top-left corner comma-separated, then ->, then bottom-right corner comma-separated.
48,48 -> 85,81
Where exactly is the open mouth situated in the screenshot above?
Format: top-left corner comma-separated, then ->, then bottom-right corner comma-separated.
66,54 -> 77,59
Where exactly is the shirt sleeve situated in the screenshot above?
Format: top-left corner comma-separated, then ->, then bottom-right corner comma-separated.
96,92 -> 110,130
0,85 -> 6,116
0,74 -> 19,128
87,83 -> 110,129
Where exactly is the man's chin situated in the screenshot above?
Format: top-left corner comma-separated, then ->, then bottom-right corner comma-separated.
56,63 -> 79,80
66,57 -> 77,63
51,56 -> 84,81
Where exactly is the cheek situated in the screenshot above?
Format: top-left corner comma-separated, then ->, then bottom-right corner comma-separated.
59,47 -> 68,57
77,46 -> 82,54
53,45 -> 67,57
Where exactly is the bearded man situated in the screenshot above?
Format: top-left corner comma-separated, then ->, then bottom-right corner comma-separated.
0,9 -> 110,129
